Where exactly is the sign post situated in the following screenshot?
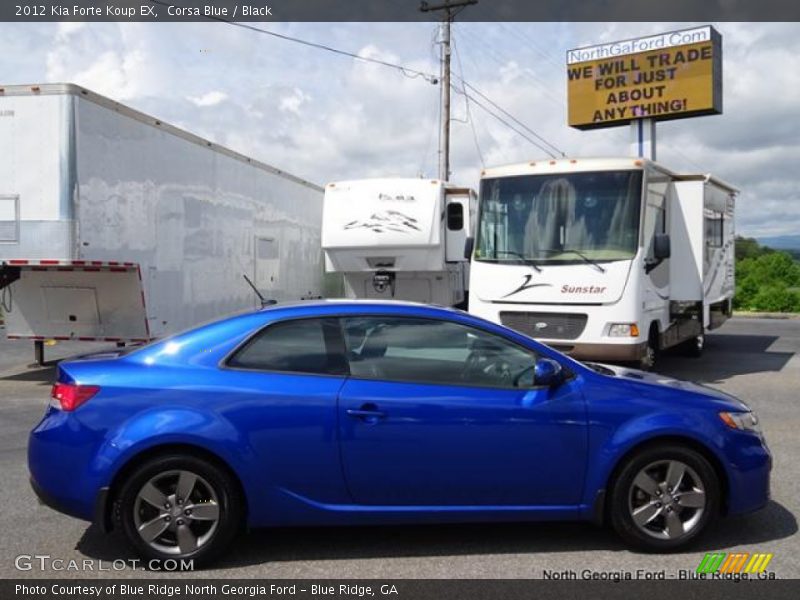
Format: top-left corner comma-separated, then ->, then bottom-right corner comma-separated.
631,118 -> 656,160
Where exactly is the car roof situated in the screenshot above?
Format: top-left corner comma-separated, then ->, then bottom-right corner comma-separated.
257,298 -> 464,318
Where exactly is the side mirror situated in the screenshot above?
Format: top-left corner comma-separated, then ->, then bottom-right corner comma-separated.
464,236 -> 475,260
534,358 -> 563,387
653,233 -> 671,260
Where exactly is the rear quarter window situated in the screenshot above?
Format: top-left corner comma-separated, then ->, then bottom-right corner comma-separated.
227,318 -> 346,376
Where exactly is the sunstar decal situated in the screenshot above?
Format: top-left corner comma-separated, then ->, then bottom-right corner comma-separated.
696,552 -> 774,574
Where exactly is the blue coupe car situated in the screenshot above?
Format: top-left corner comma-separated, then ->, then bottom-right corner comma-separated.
29,300 -> 770,565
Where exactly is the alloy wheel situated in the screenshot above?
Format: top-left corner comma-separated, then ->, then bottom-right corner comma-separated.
132,469 -> 220,556
627,459 -> 707,540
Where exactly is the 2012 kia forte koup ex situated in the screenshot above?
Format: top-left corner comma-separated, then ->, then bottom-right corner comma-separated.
29,301 -> 771,565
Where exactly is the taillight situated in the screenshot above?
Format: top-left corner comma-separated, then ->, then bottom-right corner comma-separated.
50,383 -> 100,411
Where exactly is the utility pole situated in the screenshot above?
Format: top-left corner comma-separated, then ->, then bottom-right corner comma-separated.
420,0 -> 477,182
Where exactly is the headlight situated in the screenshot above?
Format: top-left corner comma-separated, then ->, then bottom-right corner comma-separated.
607,323 -> 640,337
719,411 -> 761,433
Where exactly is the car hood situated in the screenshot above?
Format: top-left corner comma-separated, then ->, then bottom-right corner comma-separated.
585,362 -> 750,411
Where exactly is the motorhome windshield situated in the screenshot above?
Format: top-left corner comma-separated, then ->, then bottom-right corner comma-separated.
475,170 -> 643,264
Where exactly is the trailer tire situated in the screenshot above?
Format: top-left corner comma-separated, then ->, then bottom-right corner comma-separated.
679,334 -> 704,358
638,325 -> 659,371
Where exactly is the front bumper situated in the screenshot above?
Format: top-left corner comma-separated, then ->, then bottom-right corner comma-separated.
471,302 -> 649,362
724,433 -> 772,516
546,341 -> 648,361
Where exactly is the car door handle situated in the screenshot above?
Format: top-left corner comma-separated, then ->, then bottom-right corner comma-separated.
346,405 -> 386,421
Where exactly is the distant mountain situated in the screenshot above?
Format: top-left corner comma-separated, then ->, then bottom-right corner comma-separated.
757,235 -> 800,252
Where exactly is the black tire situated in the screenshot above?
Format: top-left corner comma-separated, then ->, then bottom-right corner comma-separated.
116,453 -> 243,567
637,326 -> 659,371
608,444 -> 720,552
679,334 -> 705,358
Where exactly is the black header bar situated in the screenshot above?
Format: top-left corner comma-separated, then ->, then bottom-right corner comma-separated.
3,0 -> 800,22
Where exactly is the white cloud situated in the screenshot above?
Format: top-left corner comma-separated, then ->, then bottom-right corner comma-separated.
278,88 -> 309,114
55,22 -> 86,39
43,23 -> 164,101
187,90 -> 228,107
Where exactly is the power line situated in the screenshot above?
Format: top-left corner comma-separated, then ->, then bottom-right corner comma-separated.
454,76 -> 565,157
456,24 -> 565,108
499,23 -> 564,73
452,86 -> 559,158
452,27 -> 565,157
451,36 -> 485,167
150,0 -> 439,84
153,0 -> 567,163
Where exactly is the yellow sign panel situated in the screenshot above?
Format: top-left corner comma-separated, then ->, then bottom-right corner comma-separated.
567,27 -> 722,130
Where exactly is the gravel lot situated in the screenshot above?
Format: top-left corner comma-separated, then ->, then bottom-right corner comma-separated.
0,317 -> 797,579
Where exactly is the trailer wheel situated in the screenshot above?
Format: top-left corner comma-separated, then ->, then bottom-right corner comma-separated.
679,334 -> 705,358
638,325 -> 659,371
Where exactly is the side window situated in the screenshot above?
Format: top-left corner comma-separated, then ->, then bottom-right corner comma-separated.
228,318 -> 346,375
446,202 -> 464,231
705,211 -> 724,247
341,317 -> 538,389
644,173 -> 669,258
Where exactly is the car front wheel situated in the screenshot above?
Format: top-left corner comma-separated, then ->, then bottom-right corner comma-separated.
116,454 -> 242,567
609,444 -> 720,551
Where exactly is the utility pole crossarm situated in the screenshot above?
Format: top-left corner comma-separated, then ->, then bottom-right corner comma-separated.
420,0 -> 477,182
420,0 -> 478,13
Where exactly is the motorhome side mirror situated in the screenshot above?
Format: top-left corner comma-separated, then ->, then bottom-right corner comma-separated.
464,237 -> 475,260
533,358 -> 563,388
653,233 -> 671,260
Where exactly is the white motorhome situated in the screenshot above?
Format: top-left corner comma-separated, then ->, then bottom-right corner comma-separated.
467,157 -> 736,368
322,178 -> 475,306
0,83 -> 325,362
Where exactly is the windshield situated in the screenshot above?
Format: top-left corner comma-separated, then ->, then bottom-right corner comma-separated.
475,170 -> 643,264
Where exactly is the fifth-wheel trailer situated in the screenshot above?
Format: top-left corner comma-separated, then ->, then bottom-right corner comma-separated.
0,83 -> 325,362
321,178 -> 475,307
467,157 -> 736,369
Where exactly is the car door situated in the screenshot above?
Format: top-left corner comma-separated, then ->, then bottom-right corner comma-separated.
336,315 -> 588,507
223,317 -> 351,505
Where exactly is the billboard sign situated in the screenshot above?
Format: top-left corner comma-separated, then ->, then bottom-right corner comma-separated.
566,26 -> 722,130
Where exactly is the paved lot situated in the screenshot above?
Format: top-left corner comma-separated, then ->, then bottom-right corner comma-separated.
0,318 -> 798,579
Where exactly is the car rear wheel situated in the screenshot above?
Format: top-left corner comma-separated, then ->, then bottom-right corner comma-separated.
608,444 -> 719,552
116,454 -> 242,567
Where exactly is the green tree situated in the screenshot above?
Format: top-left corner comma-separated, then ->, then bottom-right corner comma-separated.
735,236 -> 773,261
750,285 -> 800,312
734,241 -> 800,312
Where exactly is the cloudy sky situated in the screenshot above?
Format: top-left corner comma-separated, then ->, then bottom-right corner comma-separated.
0,21 -> 798,237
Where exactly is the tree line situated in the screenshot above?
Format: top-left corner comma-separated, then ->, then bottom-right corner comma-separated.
734,236 -> 800,312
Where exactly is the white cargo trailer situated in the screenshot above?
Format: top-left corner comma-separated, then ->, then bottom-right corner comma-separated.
321,178 -> 475,307
467,157 -> 736,369
0,83 -> 325,362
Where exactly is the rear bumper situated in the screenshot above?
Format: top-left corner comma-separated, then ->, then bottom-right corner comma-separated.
547,341 -> 648,361
30,476 -> 88,522
30,465 -> 112,532
28,411 -> 106,525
